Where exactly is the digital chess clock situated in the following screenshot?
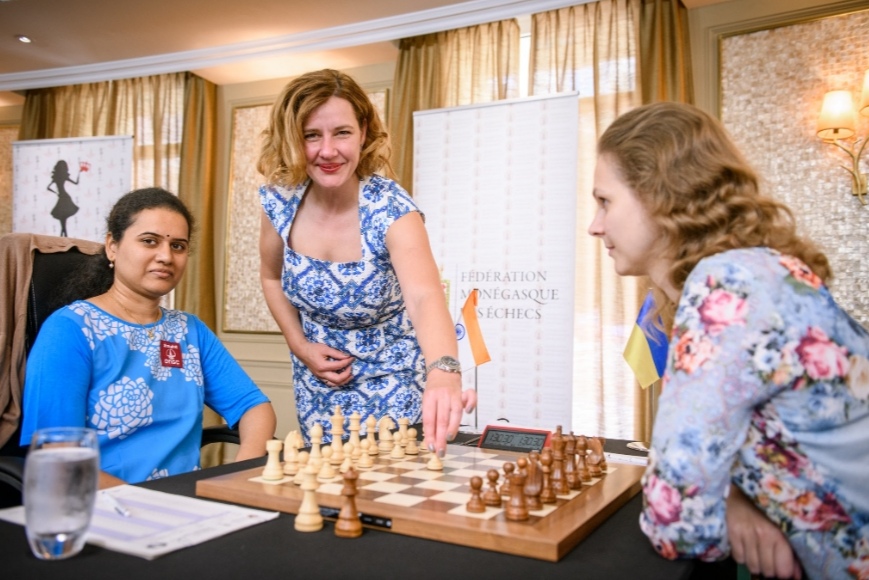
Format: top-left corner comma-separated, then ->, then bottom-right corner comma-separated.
478,425 -> 552,453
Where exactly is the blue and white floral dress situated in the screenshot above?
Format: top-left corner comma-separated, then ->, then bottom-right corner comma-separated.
260,174 -> 425,444
641,247 -> 869,580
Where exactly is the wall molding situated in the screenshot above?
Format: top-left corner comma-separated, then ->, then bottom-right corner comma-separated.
0,0 -> 590,91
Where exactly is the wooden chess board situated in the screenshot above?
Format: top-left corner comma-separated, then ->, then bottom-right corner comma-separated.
195,444 -> 644,561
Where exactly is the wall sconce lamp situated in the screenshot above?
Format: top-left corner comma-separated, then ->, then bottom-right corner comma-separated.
816,70 -> 869,205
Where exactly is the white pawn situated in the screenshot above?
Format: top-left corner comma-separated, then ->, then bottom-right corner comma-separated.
390,432 -> 406,459
340,442 -> 354,473
365,415 -> 378,455
309,423 -> 324,465
293,451 -> 310,486
262,439 -> 284,481
348,412 -> 362,453
357,439 -> 374,469
283,431 -> 301,476
405,427 -> 419,455
397,417 -> 410,447
318,446 -> 338,482
330,407 -> 345,466
426,452 -> 443,471
378,417 -> 394,454
294,464 -> 323,532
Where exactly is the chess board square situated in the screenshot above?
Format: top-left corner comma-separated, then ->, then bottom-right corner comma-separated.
477,458 -> 509,468
414,479 -> 463,492
444,468 -> 483,479
397,469 -> 448,481
390,460 -> 425,470
374,493 -> 429,507
428,490 -> 471,504
317,482 -> 343,495
454,447 -> 501,460
358,470 -> 398,483
364,481 -> 412,494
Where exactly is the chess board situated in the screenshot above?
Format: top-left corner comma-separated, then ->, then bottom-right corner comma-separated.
196,444 -> 644,561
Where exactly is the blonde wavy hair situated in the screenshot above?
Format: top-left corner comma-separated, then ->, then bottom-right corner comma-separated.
257,69 -> 392,187
598,102 -> 831,306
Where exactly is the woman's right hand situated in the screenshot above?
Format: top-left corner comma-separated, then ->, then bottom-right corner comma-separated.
296,342 -> 354,387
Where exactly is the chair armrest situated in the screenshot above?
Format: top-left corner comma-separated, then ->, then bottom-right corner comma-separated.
201,425 -> 240,447
0,456 -> 25,493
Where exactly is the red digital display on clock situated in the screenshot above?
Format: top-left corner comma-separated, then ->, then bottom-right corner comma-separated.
478,425 -> 552,453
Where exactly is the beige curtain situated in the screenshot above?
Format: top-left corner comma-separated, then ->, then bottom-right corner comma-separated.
639,0 -> 694,104
176,74 -> 218,330
531,0 -> 644,440
531,0 -> 693,442
389,19 -> 520,193
19,74 -> 186,190
18,73 -> 225,464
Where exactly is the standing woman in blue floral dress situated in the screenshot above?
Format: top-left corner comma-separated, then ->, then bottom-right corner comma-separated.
257,69 -> 474,456
588,102 -> 869,579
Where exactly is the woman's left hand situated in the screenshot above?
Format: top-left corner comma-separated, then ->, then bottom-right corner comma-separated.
726,485 -> 802,579
421,371 -> 475,456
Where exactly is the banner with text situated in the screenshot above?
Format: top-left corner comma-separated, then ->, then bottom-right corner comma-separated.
414,93 -> 579,431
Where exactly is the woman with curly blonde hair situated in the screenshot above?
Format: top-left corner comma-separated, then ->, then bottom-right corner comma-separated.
258,69 -> 474,457
589,102 -> 869,579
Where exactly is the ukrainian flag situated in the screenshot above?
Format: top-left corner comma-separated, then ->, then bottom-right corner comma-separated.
623,291 -> 669,388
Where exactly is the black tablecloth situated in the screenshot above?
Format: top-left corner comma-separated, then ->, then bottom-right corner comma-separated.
1,440 -> 698,580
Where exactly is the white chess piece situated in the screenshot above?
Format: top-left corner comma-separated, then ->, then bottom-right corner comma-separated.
294,464 -> 324,532
405,427 -> 419,455
262,439 -> 284,480
357,439 -> 373,469
318,446 -> 338,482
293,451 -> 310,486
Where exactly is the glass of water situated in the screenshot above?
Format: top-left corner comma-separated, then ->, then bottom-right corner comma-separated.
24,427 -> 99,560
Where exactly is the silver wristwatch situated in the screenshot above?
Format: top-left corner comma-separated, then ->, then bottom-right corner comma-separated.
426,355 -> 462,375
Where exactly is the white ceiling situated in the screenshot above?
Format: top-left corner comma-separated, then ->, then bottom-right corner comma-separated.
0,0 -> 732,108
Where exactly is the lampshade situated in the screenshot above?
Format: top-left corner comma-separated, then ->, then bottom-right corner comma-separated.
817,90 -> 856,140
861,69 -> 869,117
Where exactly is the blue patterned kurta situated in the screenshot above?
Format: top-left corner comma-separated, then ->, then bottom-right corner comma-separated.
21,302 -> 270,483
640,248 -> 869,579
260,174 -> 425,444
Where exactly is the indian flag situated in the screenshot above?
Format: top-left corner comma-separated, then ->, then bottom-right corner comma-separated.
456,289 -> 491,370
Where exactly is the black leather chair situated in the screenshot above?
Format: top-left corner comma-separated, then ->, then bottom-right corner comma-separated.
0,236 -> 239,507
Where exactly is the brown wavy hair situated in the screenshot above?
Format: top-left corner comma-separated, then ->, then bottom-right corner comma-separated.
257,69 -> 392,187
597,102 -> 831,304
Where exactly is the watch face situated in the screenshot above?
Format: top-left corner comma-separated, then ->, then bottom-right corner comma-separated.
428,356 -> 461,373
441,356 -> 460,371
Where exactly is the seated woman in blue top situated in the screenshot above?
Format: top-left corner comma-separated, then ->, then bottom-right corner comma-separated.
588,103 -> 868,580
21,187 -> 276,488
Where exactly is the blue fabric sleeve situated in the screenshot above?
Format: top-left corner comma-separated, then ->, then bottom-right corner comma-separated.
641,252 -> 782,560
20,310 -> 93,445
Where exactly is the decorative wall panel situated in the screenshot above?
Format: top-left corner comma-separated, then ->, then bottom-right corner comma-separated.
721,9 -> 869,326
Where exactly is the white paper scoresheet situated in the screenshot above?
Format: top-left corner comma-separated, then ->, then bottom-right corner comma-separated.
0,485 -> 278,559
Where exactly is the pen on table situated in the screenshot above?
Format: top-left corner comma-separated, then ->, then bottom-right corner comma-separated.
101,491 -> 132,517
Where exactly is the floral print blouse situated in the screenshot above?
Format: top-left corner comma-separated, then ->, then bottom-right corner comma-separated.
640,247 -> 869,580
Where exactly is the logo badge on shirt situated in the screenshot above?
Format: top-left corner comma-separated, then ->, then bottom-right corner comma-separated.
161,341 -> 183,368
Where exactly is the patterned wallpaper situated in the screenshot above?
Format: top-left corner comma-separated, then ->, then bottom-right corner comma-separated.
721,8 -> 869,327
0,125 -> 17,235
